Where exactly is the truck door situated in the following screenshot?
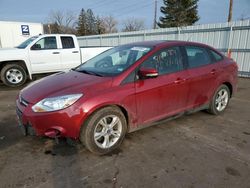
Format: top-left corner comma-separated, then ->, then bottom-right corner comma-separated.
29,36 -> 62,73
59,36 -> 81,70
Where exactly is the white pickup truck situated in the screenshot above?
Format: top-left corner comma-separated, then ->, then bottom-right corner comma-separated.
0,34 -> 111,87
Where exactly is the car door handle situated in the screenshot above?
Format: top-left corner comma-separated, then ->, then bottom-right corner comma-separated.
52,52 -> 60,54
174,78 -> 185,84
72,51 -> 79,53
210,69 -> 216,75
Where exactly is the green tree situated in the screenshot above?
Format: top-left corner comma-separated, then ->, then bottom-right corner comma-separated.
76,9 -> 87,36
76,8 -> 103,36
86,9 -> 98,35
158,0 -> 199,28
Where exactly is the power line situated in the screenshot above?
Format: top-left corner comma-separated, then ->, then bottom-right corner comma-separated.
108,1 -> 148,13
114,2 -> 154,17
91,0 -> 118,10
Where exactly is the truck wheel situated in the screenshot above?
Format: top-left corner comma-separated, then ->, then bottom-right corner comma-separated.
80,106 -> 127,155
1,64 -> 27,87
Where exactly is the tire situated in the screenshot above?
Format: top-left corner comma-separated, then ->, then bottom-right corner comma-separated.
1,64 -> 27,87
208,84 -> 230,115
80,106 -> 127,155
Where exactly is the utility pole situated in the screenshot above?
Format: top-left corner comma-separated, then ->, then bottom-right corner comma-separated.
227,0 -> 233,22
154,0 -> 157,29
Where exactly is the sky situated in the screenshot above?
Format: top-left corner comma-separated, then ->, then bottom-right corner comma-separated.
0,0 -> 249,29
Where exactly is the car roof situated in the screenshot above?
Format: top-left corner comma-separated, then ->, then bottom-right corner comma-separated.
123,40 -> 211,49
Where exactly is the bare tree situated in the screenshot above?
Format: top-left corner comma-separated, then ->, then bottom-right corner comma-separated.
101,15 -> 118,33
46,10 -> 76,34
122,18 -> 145,32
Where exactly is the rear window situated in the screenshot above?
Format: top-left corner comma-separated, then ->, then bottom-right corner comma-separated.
61,37 -> 75,49
185,46 -> 211,68
210,50 -> 223,62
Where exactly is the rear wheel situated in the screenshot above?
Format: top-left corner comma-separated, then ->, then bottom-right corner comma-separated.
208,84 -> 230,115
1,64 -> 27,87
80,106 -> 127,155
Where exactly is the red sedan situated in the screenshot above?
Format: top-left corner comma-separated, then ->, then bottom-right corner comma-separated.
16,41 -> 238,155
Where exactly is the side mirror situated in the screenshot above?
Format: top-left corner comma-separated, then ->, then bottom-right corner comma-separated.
31,44 -> 41,50
139,67 -> 158,79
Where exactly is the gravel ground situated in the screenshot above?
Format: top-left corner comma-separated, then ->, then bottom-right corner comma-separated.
0,78 -> 250,188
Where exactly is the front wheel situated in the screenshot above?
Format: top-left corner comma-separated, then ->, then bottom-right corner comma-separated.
80,107 -> 127,155
1,64 -> 27,87
208,84 -> 230,115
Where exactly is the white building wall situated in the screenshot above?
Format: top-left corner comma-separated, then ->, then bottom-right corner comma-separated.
0,21 -> 44,48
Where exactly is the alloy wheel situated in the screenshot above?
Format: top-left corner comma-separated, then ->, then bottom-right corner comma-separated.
215,88 -> 229,112
94,115 -> 122,149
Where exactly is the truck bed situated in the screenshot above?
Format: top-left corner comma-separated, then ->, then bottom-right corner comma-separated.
80,47 -> 112,63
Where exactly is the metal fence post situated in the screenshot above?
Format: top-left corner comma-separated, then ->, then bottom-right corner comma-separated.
118,34 -> 121,45
227,24 -> 233,57
177,27 -> 181,40
143,31 -> 146,41
100,36 -> 102,46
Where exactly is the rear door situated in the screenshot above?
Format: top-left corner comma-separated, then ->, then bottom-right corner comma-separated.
135,46 -> 189,126
184,45 -> 220,108
60,36 -> 81,70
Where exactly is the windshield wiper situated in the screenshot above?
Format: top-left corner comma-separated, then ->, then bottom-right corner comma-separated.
76,69 -> 104,77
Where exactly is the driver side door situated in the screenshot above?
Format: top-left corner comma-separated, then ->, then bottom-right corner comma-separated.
135,46 -> 189,126
29,36 -> 62,73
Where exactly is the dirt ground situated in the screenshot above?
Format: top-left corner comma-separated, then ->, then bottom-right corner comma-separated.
0,78 -> 250,188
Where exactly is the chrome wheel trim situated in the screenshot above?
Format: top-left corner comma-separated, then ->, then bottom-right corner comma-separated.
6,68 -> 23,84
215,88 -> 229,112
94,115 -> 122,149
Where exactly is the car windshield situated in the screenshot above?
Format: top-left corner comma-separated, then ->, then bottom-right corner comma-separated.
75,45 -> 152,77
16,36 -> 38,49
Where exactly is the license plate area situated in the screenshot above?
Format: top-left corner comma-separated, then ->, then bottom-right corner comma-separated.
16,108 -> 27,136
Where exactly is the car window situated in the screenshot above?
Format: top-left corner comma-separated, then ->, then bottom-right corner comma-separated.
61,36 -> 75,49
33,37 -> 57,50
141,46 -> 184,75
76,45 -> 152,76
185,46 -> 211,68
210,49 -> 223,62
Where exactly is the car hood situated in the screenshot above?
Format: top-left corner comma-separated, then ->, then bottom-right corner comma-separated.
21,70 -> 113,104
0,48 -> 27,61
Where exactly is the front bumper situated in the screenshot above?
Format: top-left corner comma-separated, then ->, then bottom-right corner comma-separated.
16,107 -> 36,136
16,98 -> 87,139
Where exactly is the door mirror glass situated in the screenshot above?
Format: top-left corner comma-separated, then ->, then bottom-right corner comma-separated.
139,67 -> 158,79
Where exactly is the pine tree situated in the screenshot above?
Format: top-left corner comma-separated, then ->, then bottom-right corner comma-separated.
158,0 -> 199,28
77,8 -> 100,36
76,9 -> 87,36
86,9 -> 97,35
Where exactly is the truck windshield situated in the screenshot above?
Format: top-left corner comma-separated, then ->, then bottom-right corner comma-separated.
75,45 -> 152,77
16,36 -> 38,49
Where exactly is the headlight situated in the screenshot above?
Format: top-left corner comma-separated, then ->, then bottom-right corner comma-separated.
32,94 -> 83,112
